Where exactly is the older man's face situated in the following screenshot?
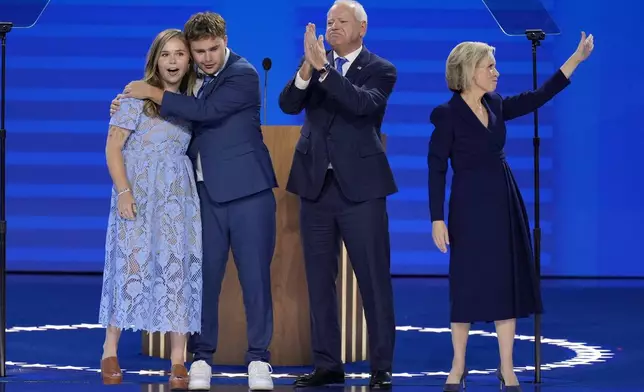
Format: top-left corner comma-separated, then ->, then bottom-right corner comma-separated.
325,3 -> 365,49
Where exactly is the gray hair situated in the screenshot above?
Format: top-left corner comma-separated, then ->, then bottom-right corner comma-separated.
445,41 -> 495,92
331,0 -> 368,23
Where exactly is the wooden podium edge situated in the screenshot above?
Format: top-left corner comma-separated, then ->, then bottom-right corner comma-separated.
141,128 -> 388,366
141,245 -> 369,365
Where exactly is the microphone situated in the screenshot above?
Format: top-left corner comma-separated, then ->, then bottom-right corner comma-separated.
262,57 -> 272,125
262,57 -> 272,71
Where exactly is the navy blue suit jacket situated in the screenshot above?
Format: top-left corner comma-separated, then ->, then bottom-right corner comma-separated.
160,51 -> 277,203
278,47 -> 398,202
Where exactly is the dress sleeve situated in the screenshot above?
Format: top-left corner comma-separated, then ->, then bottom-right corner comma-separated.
427,106 -> 454,222
109,98 -> 143,131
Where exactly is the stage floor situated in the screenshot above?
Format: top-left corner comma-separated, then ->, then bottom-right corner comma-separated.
0,274 -> 641,391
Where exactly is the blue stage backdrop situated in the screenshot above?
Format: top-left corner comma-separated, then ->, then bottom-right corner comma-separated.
4,0 -> 644,276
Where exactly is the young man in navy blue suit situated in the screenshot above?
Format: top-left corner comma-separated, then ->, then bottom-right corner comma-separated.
119,12 -> 277,391
279,0 -> 397,389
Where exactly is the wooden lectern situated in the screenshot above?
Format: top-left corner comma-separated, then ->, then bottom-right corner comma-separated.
142,126 -> 385,366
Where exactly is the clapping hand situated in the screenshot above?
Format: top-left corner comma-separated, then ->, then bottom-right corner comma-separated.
303,23 -> 327,70
573,31 -> 594,62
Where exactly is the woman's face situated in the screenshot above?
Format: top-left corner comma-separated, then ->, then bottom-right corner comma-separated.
157,37 -> 190,87
473,54 -> 500,93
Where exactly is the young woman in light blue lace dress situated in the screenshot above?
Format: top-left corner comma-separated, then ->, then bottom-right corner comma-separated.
98,29 -> 202,389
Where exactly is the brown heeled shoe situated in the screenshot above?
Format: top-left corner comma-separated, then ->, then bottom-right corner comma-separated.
101,356 -> 122,384
169,364 -> 189,390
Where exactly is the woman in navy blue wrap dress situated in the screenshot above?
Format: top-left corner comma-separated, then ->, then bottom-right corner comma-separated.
428,33 -> 594,391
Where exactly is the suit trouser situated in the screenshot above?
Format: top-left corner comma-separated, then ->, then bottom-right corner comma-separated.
300,170 -> 396,372
188,182 -> 276,365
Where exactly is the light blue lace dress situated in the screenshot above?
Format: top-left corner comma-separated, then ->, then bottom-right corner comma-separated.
99,97 -> 202,334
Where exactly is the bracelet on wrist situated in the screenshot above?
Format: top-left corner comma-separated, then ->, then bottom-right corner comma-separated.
117,188 -> 131,197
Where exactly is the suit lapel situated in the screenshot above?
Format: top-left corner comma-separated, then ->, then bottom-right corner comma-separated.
450,92 -> 490,132
326,51 -> 334,69
344,47 -> 369,81
482,95 -> 497,128
203,50 -> 238,98
451,92 -> 506,150
321,47 -> 369,133
482,95 -> 504,148
200,75 -> 221,100
323,47 -> 369,81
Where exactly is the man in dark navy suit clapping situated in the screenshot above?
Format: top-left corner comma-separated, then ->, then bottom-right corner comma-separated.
279,0 -> 397,389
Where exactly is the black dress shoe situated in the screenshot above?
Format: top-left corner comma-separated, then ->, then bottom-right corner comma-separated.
294,368 -> 345,387
369,370 -> 392,389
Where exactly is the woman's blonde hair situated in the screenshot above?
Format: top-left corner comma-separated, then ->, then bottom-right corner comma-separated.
142,29 -> 196,117
445,41 -> 495,92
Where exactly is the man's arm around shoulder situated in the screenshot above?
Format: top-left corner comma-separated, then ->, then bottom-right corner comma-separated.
159,65 -> 258,123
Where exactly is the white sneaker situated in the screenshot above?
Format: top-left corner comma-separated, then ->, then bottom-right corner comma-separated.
248,360 -> 274,390
188,360 -> 212,390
